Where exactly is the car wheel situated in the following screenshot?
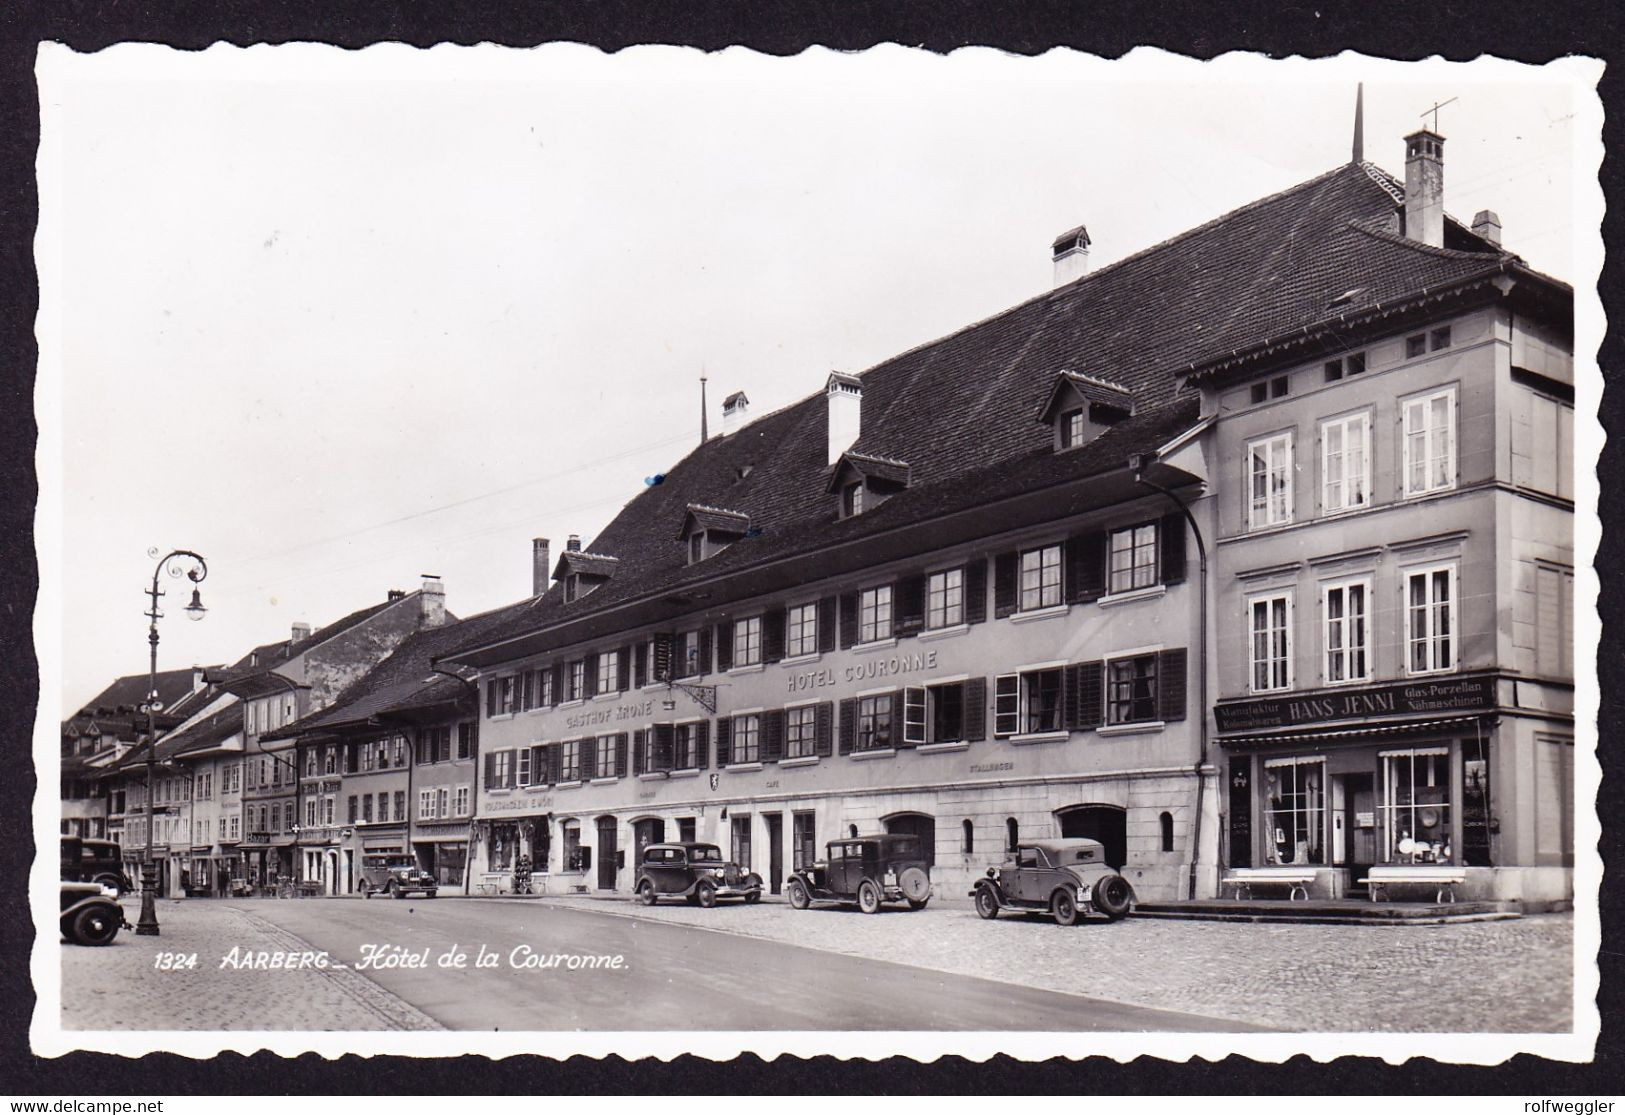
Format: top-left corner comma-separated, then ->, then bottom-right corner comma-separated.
390,883 -> 404,900
786,879 -> 810,910
685,893 -> 701,906
974,885 -> 1000,920
696,881 -> 717,908
1052,889 -> 1080,927
637,880 -> 658,906
906,897 -> 929,911
857,880 -> 881,915
426,890 -> 438,899
363,886 -> 372,900
93,872 -> 122,893
1092,874 -> 1133,921
744,890 -> 761,904
70,905 -> 120,946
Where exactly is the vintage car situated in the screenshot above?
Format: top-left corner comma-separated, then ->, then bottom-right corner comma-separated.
970,838 -> 1134,926
60,835 -> 133,896
359,854 -> 439,899
634,842 -> 763,907
60,881 -> 128,946
785,834 -> 932,914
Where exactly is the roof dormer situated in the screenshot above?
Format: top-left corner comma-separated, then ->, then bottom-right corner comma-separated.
678,503 -> 751,564
1036,370 -> 1135,451
552,543 -> 620,602
827,451 -> 911,519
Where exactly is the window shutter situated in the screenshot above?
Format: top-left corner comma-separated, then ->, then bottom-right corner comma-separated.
583,655 -> 599,698
548,743 -> 562,784
838,697 -> 857,754
962,677 -> 987,742
652,633 -> 674,683
1078,661 -> 1105,727
531,744 -> 546,786
964,559 -> 988,625
762,709 -> 785,763
716,620 -> 734,671
485,680 -> 497,718
1063,663 -> 1088,730
763,609 -> 786,663
903,687 -> 926,746
888,691 -> 906,748
994,673 -> 1020,737
483,751 -> 496,787
694,721 -> 710,769
634,643 -> 648,689
580,739 -> 596,780
818,596 -> 839,653
1066,530 -> 1108,603
632,729 -> 646,775
895,574 -> 927,638
1160,514 -> 1187,585
1158,648 -> 1188,722
715,717 -> 733,766
617,646 -> 632,691
550,664 -> 564,706
616,732 -> 629,777
993,553 -> 1018,618
697,627 -> 713,677
838,592 -> 859,648
654,723 -> 674,772
520,671 -> 534,711
815,701 -> 834,756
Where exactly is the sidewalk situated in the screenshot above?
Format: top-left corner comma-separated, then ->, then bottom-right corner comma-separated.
59,899 -> 441,1031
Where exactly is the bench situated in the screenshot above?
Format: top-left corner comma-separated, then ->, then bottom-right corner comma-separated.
1221,867 -> 1316,902
1358,865 -> 1467,904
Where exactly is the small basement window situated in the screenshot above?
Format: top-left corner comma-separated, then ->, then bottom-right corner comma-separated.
1431,326 -> 1452,351
1406,333 -> 1427,359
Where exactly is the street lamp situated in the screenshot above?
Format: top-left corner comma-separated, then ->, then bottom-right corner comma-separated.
136,548 -> 208,937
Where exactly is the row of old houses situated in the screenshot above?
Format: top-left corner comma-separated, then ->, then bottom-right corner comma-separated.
63,118 -> 1578,906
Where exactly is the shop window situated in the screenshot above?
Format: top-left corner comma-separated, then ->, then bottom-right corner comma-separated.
1405,564 -> 1457,675
562,822 -> 589,872
1381,748 -> 1452,863
1264,757 -> 1325,866
1108,522 -> 1159,593
786,705 -> 818,758
1462,738 -> 1492,867
1402,387 -> 1457,496
1160,811 -> 1175,853
1249,592 -> 1293,693
732,714 -> 761,763
994,668 -> 1062,737
1323,578 -> 1371,684
1247,432 -> 1294,529
858,585 -> 893,643
1106,654 -> 1158,725
1321,411 -> 1371,513
926,568 -> 965,629
1005,818 -> 1019,853
733,616 -> 762,667
1019,545 -> 1063,611
854,697 -> 892,751
491,821 -> 519,872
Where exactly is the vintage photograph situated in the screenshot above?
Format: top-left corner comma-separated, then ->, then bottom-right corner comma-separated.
32,45 -> 1600,1063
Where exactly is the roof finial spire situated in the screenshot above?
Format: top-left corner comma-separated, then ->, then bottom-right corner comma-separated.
1352,82 -> 1365,164
699,370 -> 709,444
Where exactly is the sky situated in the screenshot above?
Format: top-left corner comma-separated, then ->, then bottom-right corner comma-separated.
37,46 -> 1596,717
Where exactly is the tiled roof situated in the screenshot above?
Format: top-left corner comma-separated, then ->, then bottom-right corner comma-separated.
678,504 -> 751,539
443,160 -> 1565,662
828,452 -> 911,491
552,550 -> 621,580
215,594 -> 414,686
68,667 -> 203,722
169,704 -> 245,757
1037,371 -> 1136,423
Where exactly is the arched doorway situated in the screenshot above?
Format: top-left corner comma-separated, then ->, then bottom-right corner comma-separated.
1057,804 -> 1127,870
594,815 -> 619,891
883,812 -> 936,866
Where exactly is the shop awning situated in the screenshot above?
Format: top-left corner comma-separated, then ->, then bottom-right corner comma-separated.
1219,714 -> 1490,751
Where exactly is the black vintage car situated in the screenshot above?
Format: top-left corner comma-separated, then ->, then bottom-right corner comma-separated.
634,842 -> 762,907
60,835 -> 133,896
970,838 -> 1134,926
359,855 -> 439,899
785,834 -> 932,914
60,881 -> 128,946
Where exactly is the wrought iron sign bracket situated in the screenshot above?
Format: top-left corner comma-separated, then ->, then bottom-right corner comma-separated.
664,681 -> 718,715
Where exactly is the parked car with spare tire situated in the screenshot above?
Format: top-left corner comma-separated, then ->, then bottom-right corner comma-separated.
634,842 -> 762,907
785,834 -> 932,914
60,835 -> 133,896
60,881 -> 128,946
359,855 -> 438,899
970,837 -> 1133,925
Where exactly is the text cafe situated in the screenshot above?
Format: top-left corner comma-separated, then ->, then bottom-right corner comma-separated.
1213,673 -> 1499,899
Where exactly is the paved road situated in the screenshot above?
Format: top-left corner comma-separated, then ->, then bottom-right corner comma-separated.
243,898 -> 1257,1032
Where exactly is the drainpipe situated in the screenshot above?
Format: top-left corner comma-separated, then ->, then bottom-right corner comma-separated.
431,665 -> 482,895
1131,456 -> 1210,901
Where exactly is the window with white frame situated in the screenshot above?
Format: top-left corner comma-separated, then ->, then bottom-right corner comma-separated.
786,603 -> 818,657
1247,432 -> 1293,529
855,696 -> 892,751
903,681 -> 966,744
418,789 -> 434,819
455,785 -> 470,816
1107,654 -> 1158,724
673,723 -> 699,770
926,568 -> 964,629
1405,564 -> 1456,674
1019,544 -> 1063,610
1321,411 -> 1371,512
1264,756 -> 1325,866
732,714 -> 761,763
1380,748 -> 1452,863
306,798 -> 317,827
566,660 -> 585,701
1323,578 -> 1371,684
679,630 -> 703,677
843,482 -> 865,517
596,734 -> 616,777
858,585 -> 893,643
1108,522 -> 1159,593
1402,387 -> 1456,496
1062,408 -> 1087,448
517,747 -> 532,786
560,739 -> 582,782
597,650 -> 620,694
491,749 -> 512,789
786,705 -> 818,758
733,616 -> 762,667
1249,592 -> 1293,692
437,788 -> 450,818
994,668 -> 1062,737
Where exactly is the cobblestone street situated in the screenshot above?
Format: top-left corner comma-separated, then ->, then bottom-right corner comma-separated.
59,899 -> 441,1031
536,895 -> 1575,1033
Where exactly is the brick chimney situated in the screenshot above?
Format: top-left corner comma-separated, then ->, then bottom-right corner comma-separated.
1052,224 -> 1091,286
419,577 -> 446,628
1471,209 -> 1502,247
722,391 -> 750,437
532,537 -> 551,596
1403,128 -> 1445,248
826,372 -> 862,466
567,534 -> 581,552
291,621 -> 312,643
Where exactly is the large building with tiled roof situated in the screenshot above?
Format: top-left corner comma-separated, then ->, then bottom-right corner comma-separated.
440,117 -> 1573,907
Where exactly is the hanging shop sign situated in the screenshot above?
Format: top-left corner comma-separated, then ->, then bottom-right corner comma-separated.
1214,675 -> 1495,734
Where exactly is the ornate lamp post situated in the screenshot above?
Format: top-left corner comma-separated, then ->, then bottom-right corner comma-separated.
135,548 -> 208,936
